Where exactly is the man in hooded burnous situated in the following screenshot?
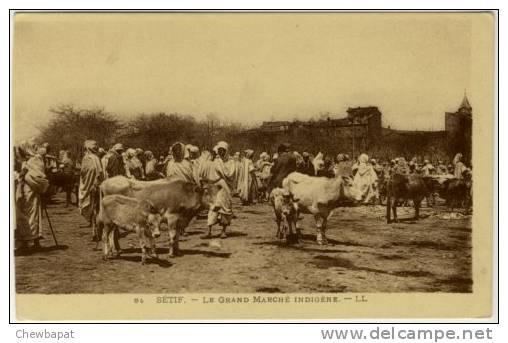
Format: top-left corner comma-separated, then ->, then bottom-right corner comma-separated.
78,140 -> 103,239
238,149 -> 258,205
206,141 -> 234,238
352,153 -> 379,204
166,142 -> 195,183
15,145 -> 49,249
105,143 -> 127,178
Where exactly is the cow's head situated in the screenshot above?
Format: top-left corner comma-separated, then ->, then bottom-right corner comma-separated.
279,190 -> 295,216
339,176 -> 363,203
138,199 -> 162,238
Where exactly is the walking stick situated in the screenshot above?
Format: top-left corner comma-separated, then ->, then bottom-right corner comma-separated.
43,204 -> 59,247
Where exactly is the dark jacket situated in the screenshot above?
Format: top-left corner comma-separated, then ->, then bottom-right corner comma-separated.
317,168 -> 335,178
268,152 -> 297,191
296,160 -> 315,176
106,152 -> 126,178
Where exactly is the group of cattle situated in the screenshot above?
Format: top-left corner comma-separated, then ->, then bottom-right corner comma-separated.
94,168 -> 472,264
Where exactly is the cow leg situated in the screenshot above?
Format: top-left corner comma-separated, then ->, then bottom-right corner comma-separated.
292,205 -> 301,241
220,225 -> 227,239
179,218 -> 187,237
414,197 -> 423,220
108,229 -> 117,258
391,199 -> 398,223
150,237 -> 158,259
275,214 -> 282,239
206,210 -> 218,238
321,217 -> 329,245
102,224 -> 111,260
280,216 -> 288,244
165,214 -> 180,258
386,201 -> 391,223
141,242 -> 147,265
293,204 -> 302,238
315,215 -> 326,245
91,213 -> 98,241
65,187 -> 71,207
386,190 -> 392,223
113,228 -> 122,257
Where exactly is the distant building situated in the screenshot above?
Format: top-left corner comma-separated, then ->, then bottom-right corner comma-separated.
241,95 -> 472,163
445,93 -> 472,163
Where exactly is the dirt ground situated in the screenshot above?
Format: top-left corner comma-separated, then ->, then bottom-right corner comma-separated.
15,193 -> 472,294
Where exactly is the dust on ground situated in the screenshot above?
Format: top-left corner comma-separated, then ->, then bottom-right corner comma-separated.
15,193 -> 471,294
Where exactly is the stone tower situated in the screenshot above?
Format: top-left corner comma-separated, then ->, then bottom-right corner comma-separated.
445,92 -> 472,164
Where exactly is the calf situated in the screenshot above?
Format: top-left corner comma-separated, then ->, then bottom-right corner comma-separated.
269,188 -> 299,244
98,194 -> 162,264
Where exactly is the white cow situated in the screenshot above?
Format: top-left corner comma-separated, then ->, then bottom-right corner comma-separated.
282,172 -> 363,244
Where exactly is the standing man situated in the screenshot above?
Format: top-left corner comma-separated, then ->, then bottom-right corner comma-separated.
78,140 -> 103,240
105,143 -> 126,178
453,153 -> 467,179
238,149 -> 257,205
297,152 -> 316,176
206,141 -> 234,238
166,142 -> 194,183
267,143 -> 297,192
16,146 -> 49,250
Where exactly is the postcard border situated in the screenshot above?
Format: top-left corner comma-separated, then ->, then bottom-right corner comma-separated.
8,8 -> 499,324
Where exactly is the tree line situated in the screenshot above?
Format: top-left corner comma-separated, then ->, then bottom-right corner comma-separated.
36,105 -> 248,159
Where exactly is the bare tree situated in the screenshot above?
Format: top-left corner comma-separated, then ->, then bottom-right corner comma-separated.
37,105 -> 121,159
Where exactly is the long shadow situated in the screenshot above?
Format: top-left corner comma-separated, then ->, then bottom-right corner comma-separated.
200,231 -> 247,240
181,230 -> 204,236
309,255 -> 434,278
127,246 -> 231,258
252,240 -> 348,254
388,214 -> 431,224
15,244 -> 69,257
299,234 -> 368,247
179,249 -> 231,258
115,255 -> 172,268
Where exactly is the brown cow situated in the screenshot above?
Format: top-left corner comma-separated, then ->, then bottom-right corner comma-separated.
386,173 -> 439,223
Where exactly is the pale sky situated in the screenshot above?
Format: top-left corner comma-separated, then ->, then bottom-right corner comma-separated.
13,12 -> 485,141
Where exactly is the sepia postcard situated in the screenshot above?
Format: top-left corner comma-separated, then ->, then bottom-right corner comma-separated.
10,11 -> 496,321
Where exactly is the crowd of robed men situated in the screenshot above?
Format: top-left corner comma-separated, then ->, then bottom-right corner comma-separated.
14,136 -> 471,253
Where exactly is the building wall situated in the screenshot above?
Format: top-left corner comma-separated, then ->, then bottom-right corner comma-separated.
236,105 -> 469,163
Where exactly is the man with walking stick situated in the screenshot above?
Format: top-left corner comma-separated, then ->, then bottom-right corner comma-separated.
15,145 -> 50,251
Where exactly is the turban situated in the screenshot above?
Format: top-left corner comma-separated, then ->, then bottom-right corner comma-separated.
112,143 -> 124,152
